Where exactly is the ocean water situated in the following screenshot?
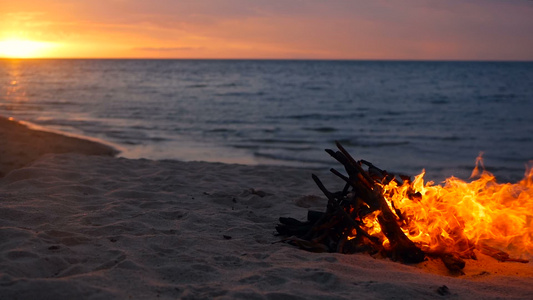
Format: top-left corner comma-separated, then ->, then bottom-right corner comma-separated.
1,59 -> 532,182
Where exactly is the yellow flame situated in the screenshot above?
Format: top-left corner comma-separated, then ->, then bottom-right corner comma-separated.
379,160 -> 533,258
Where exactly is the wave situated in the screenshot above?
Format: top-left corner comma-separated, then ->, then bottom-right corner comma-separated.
303,127 -> 338,133
333,138 -> 410,148
252,151 -> 330,166
281,112 -> 366,121
214,91 -> 266,97
186,84 -> 208,88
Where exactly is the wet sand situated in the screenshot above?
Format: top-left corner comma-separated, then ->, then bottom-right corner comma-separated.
0,116 -> 117,177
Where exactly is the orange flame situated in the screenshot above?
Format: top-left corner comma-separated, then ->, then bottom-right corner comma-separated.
365,156 -> 533,259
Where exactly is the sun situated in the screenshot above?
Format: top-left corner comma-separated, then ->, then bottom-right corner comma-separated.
0,39 -> 54,58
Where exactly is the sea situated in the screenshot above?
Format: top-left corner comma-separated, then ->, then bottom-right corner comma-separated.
1,59 -> 532,182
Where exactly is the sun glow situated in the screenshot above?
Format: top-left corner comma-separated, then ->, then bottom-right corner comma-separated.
0,39 -> 55,58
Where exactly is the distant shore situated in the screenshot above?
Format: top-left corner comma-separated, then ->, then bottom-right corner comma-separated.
0,115 -> 117,177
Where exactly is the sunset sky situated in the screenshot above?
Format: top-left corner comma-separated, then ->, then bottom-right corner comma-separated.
1,0 -> 532,60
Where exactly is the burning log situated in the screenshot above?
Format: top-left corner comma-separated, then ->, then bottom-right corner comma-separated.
327,142 -> 425,263
277,141 -> 425,264
478,243 -> 530,263
276,142 -> 531,273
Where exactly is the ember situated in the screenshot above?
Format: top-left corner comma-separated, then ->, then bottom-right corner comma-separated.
277,142 -> 532,273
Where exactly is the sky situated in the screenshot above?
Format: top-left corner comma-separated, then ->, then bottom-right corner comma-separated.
1,0 -> 532,60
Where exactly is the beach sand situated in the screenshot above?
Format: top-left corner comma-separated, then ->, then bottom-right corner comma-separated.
1,117 -> 532,299
0,117 -> 117,177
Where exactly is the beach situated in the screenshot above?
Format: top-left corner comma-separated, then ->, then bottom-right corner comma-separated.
0,116 -> 117,177
1,116 -> 533,300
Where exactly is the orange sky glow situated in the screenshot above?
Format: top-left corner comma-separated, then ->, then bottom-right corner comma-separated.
1,0 -> 532,60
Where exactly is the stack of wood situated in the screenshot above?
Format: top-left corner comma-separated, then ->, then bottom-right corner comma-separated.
277,142 -> 466,272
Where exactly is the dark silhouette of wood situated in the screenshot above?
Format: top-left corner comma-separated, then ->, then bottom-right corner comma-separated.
277,142 -> 425,265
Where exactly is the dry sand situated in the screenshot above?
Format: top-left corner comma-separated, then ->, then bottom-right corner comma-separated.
1,117 -> 532,299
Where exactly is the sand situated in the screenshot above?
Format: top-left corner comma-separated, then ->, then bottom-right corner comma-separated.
1,117 -> 532,300
0,116 -> 117,177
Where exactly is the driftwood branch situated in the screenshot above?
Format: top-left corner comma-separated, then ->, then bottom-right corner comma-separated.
278,142 -> 425,264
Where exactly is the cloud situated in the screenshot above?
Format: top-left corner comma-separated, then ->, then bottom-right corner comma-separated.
133,46 -> 202,52
4,11 -> 45,21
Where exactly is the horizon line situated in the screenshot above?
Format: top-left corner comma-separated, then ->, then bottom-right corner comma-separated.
1,57 -> 532,63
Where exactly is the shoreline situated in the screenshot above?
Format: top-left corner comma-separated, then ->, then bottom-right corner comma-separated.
0,115 -> 118,177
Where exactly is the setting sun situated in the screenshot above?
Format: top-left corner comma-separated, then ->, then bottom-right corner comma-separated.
0,39 -> 55,58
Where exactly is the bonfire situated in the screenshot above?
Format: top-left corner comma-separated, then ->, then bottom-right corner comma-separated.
277,142 -> 532,274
